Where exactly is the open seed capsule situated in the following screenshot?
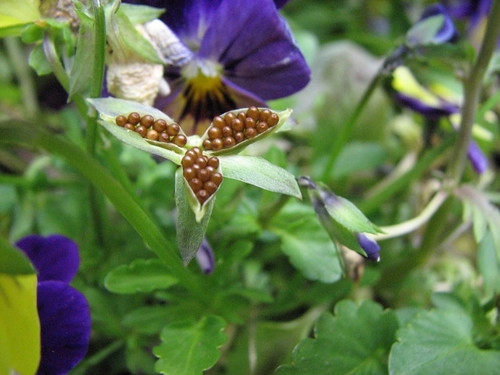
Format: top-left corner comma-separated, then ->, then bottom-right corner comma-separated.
181,150 -> 223,204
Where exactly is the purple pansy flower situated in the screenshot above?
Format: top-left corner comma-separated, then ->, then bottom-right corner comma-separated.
16,234 -> 91,375
125,0 -> 310,135
443,0 -> 491,30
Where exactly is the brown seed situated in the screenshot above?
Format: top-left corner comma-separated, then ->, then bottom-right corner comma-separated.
140,115 -> 154,128
116,115 -> 127,127
203,139 -> 212,150
183,167 -> 195,180
196,156 -> 208,168
256,121 -> 269,133
192,163 -> 201,175
231,118 -> 244,132
222,126 -> 233,137
259,109 -> 271,122
246,106 -> 259,121
213,116 -> 225,129
198,168 -> 210,182
167,123 -> 180,136
207,157 -> 219,169
196,189 -> 209,203
189,178 -> 202,192
234,132 -> 245,143
159,132 -> 170,143
205,166 -> 215,175
146,129 -> 159,140
211,138 -> 223,151
182,155 -> 194,168
267,113 -> 279,126
124,123 -> 135,131
173,134 -> 187,147
204,181 -> 218,194
224,112 -> 236,126
128,112 -> 141,125
185,149 -> 197,159
245,127 -> 257,138
245,117 -> 255,128
135,125 -> 148,137
223,137 -> 236,148
208,127 -> 222,140
192,147 -> 202,157
210,172 -> 223,185
153,119 -> 167,132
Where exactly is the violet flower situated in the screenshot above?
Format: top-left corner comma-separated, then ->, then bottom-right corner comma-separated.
195,238 -> 216,274
125,0 -> 310,135
443,0 -> 492,31
16,234 -> 91,375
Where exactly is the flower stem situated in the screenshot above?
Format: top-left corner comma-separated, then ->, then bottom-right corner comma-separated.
320,70 -> 384,182
447,0 -> 500,185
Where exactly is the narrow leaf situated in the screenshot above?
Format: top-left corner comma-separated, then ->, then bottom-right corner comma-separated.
220,155 -> 301,199
154,315 -> 227,375
104,258 -> 178,294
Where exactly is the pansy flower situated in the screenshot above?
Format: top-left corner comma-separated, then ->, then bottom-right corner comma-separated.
390,66 -> 489,174
16,234 -> 91,375
122,0 -> 311,135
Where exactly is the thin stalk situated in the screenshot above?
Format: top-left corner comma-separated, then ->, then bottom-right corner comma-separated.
320,71 -> 384,181
4,37 -> 40,118
446,0 -> 500,184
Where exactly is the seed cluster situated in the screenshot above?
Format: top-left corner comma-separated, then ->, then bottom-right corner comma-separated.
203,107 -> 279,151
181,147 -> 223,204
115,112 -> 187,147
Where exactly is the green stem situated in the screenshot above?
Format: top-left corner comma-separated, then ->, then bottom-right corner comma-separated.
447,0 -> 500,184
320,71 -> 384,182
0,120 -> 202,295
4,37 -> 40,118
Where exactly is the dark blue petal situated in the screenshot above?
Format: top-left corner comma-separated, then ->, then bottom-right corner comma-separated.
196,238 -> 215,274
274,0 -> 290,8
444,0 -> 491,28
394,92 -> 460,119
356,233 -> 381,262
16,234 -> 80,283
199,0 -> 310,100
467,140 -> 488,173
37,281 -> 91,375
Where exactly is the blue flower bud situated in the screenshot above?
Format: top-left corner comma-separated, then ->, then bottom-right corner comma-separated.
356,233 -> 381,262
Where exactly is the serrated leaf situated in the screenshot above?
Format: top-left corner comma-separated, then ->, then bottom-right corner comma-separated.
154,315 -> 227,375
389,309 -> 500,375
0,273 -> 40,375
175,168 -> 214,264
104,258 -> 178,294
277,300 -> 399,375
87,98 -> 184,164
271,202 -> 342,283
220,155 -> 301,199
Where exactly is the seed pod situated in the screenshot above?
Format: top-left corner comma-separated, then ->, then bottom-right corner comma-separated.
181,150 -> 222,204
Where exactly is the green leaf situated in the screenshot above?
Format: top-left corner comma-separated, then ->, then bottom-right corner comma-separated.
277,300 -> 399,375
154,315 -> 227,375
87,98 -> 184,164
389,309 -> 500,375
104,258 -> 178,294
175,168 -> 214,263
477,231 -> 500,296
0,273 -> 40,375
271,202 -> 342,283
333,142 -> 386,179
220,155 -> 301,199
119,3 -> 165,24
123,306 -> 173,335
28,44 -> 52,75
0,237 -> 35,275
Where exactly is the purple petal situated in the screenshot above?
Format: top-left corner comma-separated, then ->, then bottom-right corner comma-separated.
37,281 -> 91,375
195,238 -> 215,274
394,92 -> 460,119
467,140 -> 488,174
16,235 -> 80,283
274,0 -> 290,8
356,233 -> 381,262
199,0 -> 310,100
